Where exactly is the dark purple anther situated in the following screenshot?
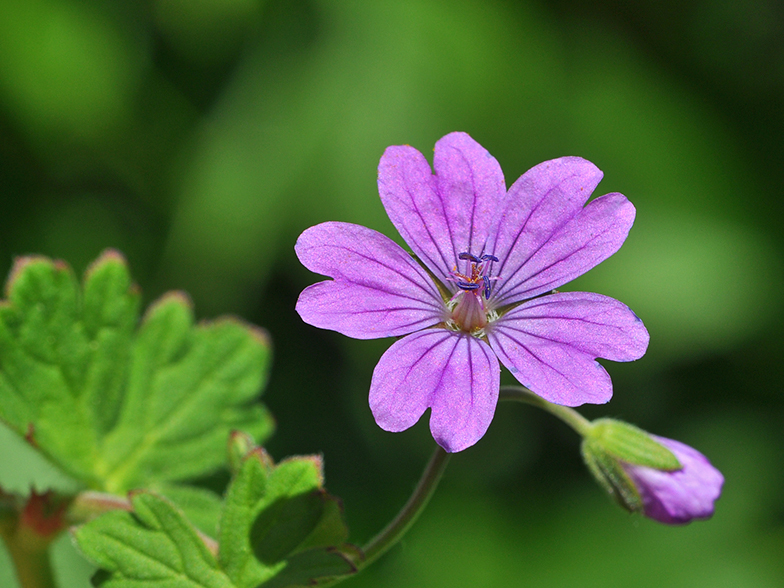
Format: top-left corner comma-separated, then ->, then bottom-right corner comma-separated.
458,252 -> 482,264
452,251 -> 498,299
457,281 -> 481,291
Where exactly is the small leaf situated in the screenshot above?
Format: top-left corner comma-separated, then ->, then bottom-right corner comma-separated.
0,251 -> 274,492
219,449 -> 276,588
73,491 -> 234,587
251,491 -> 326,564
256,549 -> 358,588
228,430 -> 257,475
219,446 -> 358,588
74,440 -> 358,588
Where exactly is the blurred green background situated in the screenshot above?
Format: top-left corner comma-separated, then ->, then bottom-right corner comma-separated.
1,0 -> 783,585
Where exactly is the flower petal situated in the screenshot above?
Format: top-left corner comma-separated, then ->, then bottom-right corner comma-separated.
433,133 -> 506,257
497,193 -> 636,304
369,330 -> 500,453
486,157 -> 603,303
378,132 -> 505,282
486,292 -> 649,406
627,436 -> 724,524
295,222 -> 445,339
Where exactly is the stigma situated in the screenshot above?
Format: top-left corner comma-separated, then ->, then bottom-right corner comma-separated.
446,252 -> 498,334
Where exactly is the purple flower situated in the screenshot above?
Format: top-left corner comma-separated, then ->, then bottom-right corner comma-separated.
624,436 -> 724,524
295,132 -> 649,452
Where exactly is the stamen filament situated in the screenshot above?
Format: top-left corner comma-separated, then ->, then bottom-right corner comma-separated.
446,250 -> 500,333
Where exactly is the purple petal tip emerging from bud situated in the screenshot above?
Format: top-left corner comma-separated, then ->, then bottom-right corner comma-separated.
625,436 -> 724,525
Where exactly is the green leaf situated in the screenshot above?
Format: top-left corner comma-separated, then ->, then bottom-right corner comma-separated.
0,251 -> 274,492
154,483 -> 224,538
256,548 -> 361,588
73,441 -> 359,588
588,419 -> 682,471
228,430 -> 256,475
219,449 -> 358,588
73,491 -> 233,588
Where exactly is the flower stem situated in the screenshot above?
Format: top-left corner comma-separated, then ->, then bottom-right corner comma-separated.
359,445 -> 451,568
499,385 -> 592,437
67,491 -> 131,522
0,522 -> 57,588
351,387 -> 588,574
0,490 -> 69,588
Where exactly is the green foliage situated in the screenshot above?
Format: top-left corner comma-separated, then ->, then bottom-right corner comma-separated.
73,492 -> 234,588
0,250 -> 274,494
152,483 -> 224,538
220,448 -> 358,588
0,250 -> 358,586
73,441 -> 359,588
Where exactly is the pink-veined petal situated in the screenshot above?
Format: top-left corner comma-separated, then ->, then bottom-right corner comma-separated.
486,157 -> 603,303
378,132 -> 505,282
295,222 -> 445,339
369,329 -> 500,453
494,194 -> 636,304
433,133 -> 506,258
627,436 -> 724,525
486,292 -> 649,406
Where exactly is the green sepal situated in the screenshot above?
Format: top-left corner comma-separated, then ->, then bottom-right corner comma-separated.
72,491 -> 234,588
0,251 -> 275,493
581,438 -> 643,513
588,419 -> 682,471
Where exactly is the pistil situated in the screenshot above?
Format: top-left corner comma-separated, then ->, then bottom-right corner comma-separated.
451,289 -> 488,331
446,252 -> 498,333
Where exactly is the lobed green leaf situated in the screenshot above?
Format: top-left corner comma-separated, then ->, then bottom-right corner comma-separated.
73,491 -> 233,588
74,439 -> 359,588
0,251 -> 274,493
153,483 -> 224,538
219,445 -> 357,588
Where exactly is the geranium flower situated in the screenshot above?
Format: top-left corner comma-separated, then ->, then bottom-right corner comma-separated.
624,436 -> 724,524
295,132 -> 649,452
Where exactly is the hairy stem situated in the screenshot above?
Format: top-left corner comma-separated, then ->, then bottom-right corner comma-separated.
67,491 -> 131,522
499,385 -> 592,437
0,524 -> 57,588
323,387 -> 593,586
359,445 -> 451,568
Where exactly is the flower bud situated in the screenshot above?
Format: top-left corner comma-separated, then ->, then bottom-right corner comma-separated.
582,419 -> 723,524
227,430 -> 256,474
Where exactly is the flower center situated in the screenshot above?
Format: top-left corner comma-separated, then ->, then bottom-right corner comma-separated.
446,252 -> 498,334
